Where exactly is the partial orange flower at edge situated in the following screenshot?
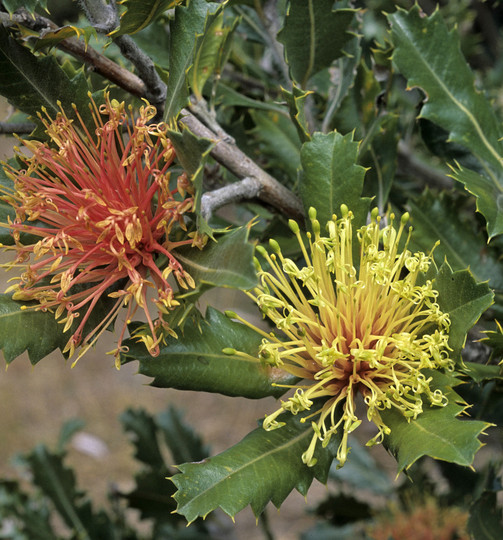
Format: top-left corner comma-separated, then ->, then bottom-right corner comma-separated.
0,94 -> 198,367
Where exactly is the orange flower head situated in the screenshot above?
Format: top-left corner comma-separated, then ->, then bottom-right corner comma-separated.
1,94 -> 196,366
232,206 -> 453,467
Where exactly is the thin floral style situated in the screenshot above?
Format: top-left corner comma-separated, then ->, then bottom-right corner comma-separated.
1,95 -> 196,366
231,207 -> 453,467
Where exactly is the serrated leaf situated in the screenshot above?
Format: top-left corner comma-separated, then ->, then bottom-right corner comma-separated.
24,445 -> 114,538
0,286 -> 118,365
174,226 -> 257,290
382,371 -> 489,472
299,131 -> 370,228
409,190 -> 503,291
0,26 -> 92,127
156,407 -> 210,464
122,307 -> 295,398
282,85 -> 312,142
172,412 -> 341,522
164,0 -> 220,122
462,362 -> 503,384
2,0 -> 47,15
121,408 -> 166,468
0,480 -> 55,540
468,491 -> 503,539
33,25 -> 97,52
434,264 -> 494,361
388,6 -> 503,238
113,0 -> 181,36
449,164 -> 503,240
278,0 -> 356,88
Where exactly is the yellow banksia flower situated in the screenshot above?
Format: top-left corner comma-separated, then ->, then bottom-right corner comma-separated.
232,206 -> 453,467
0,94 -> 197,366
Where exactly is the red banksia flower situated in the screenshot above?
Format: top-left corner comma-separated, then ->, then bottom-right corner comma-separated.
1,95 -> 196,365
231,207 -> 453,467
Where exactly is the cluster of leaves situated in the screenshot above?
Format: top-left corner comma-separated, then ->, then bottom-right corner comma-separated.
0,407 -> 212,540
1,0 -> 503,534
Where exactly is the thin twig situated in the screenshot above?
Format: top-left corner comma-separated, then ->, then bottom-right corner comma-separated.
180,111 -> 304,222
79,0 -> 167,113
0,122 -> 36,135
201,177 -> 261,220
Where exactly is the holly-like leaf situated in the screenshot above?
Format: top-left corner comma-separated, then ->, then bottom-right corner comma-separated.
23,445 -> 114,538
164,0 -> 220,122
382,371 -> 490,472
388,6 -> 503,238
299,131 -> 370,228
0,286 -> 119,365
113,0 -> 181,36
434,263 -> 494,361
278,0 -> 356,88
122,307 -> 295,398
409,190 -> 503,291
33,26 -> 97,52
171,412 -> 341,522
174,226 -> 257,290
468,491 -> 503,539
282,85 -> 312,143
0,26 -> 92,128
2,0 -> 47,15
121,408 -> 166,468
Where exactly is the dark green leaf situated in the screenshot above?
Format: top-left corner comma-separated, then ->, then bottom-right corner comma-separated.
122,307 -> 295,398
172,412 -> 341,522
468,491 -> 503,540
120,408 -> 165,468
462,362 -> 503,384
113,0 -> 179,36
156,407 -> 210,464
24,445 -> 115,539
278,0 -> 356,88
215,83 -> 287,115
282,85 -> 312,142
0,286 -> 118,365
164,0 -> 220,122
434,264 -> 494,361
409,190 -> 503,291
0,26 -> 92,127
249,109 -> 301,182
382,371 -> 490,472
0,480 -> 55,540
2,0 -> 47,15
388,6 -> 503,238
168,125 -> 214,237
174,226 -> 257,290
299,131 -> 370,228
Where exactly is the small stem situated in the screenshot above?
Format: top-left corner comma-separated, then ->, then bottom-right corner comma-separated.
259,509 -> 275,540
201,177 -> 261,220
